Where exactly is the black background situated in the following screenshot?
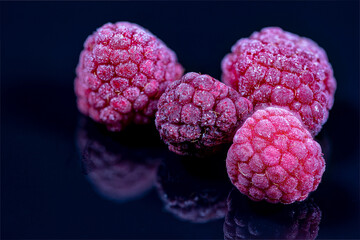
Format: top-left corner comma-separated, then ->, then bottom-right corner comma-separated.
1,1 -> 359,239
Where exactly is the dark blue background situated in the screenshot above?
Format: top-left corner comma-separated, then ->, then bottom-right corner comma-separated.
1,1 -> 359,239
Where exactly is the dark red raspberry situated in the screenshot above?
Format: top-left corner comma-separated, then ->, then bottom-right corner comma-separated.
224,189 -> 321,239
156,155 -> 232,223
222,27 -> 336,136
77,117 -> 161,201
155,72 -> 253,156
75,22 -> 183,131
226,107 -> 325,204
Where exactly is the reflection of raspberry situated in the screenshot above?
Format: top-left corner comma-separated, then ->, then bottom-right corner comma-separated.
76,117 -> 161,201
224,189 -> 321,239
226,107 -> 325,204
75,22 -> 183,131
156,155 -> 232,223
222,27 -> 336,136
155,72 -> 253,156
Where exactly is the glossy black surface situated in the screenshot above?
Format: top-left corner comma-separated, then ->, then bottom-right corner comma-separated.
1,1 -> 359,239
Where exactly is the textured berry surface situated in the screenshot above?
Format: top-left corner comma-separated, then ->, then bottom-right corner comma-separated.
77,118 -> 161,201
155,72 -> 253,156
75,22 -> 183,131
226,107 -> 325,204
224,189 -> 321,239
222,27 -> 336,136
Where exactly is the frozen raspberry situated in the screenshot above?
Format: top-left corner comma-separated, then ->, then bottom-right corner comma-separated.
222,27 -> 336,136
75,22 -> 183,131
226,107 -> 325,204
77,117 -> 162,201
156,155 -> 232,223
224,189 -> 321,239
155,72 -> 253,156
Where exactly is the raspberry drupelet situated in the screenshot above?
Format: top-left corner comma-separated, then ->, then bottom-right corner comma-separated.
221,27 -> 336,136
155,72 -> 253,156
75,22 -> 183,131
226,107 -> 325,204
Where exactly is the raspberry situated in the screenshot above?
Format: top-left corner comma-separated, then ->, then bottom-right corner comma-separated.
77,117 -> 161,201
75,22 -> 183,131
226,107 -> 325,204
155,72 -> 253,156
221,27 -> 336,136
156,156 -> 231,223
224,189 -> 321,239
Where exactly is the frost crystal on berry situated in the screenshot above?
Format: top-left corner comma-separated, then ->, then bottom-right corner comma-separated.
226,107 -> 325,204
222,27 -> 336,136
75,22 -> 183,131
155,72 -> 253,156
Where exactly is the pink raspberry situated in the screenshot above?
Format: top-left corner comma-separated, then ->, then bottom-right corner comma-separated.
155,72 -> 253,156
221,27 -> 336,136
75,22 -> 183,131
226,107 -> 325,204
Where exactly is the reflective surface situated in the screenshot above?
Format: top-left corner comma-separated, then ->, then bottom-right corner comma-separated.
77,118 -> 162,202
224,189 -> 321,239
1,1 -> 359,239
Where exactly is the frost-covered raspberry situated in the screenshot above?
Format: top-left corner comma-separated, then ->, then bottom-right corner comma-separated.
226,107 -> 325,204
224,189 -> 321,239
77,117 -> 161,201
75,22 -> 183,131
222,27 -> 336,136
155,72 -> 253,156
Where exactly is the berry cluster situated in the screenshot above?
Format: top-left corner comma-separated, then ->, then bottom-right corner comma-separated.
221,27 -> 335,204
75,24 -> 336,204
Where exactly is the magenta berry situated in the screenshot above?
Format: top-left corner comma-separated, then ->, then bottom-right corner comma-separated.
155,72 -> 253,156
221,27 -> 336,136
75,22 -> 183,131
226,107 -> 325,204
